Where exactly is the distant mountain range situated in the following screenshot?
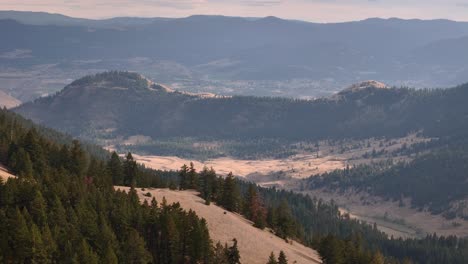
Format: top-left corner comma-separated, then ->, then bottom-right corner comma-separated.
1,11 -> 468,101
15,72 -> 468,143
0,10 -> 171,27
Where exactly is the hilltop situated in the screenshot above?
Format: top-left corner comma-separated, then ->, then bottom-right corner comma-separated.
0,90 -> 20,109
15,72 -> 468,143
339,80 -> 388,93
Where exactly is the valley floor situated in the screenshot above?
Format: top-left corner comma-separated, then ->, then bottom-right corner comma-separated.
304,189 -> 468,239
131,150 -> 468,239
131,153 -> 345,180
116,187 -> 322,264
121,134 -> 468,239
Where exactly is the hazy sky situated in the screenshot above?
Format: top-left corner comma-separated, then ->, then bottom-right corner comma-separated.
1,0 -> 468,22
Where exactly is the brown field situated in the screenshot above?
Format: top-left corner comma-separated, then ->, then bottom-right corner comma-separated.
132,153 -> 345,180
123,134 -> 451,239
130,134 -> 429,187
116,187 -> 322,264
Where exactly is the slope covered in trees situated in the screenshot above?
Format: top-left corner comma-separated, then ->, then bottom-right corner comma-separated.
2,107 -> 468,263
305,141 -> 468,219
15,72 -> 468,144
171,163 -> 468,264
14,71 -> 468,225
0,108 -> 244,263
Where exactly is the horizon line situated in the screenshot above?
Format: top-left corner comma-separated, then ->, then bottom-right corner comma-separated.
0,9 -> 466,24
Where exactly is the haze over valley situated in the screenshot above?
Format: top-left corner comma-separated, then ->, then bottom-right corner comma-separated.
1,5 -> 468,264
2,11 -> 468,102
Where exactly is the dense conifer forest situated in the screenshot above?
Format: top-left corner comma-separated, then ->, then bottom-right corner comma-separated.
2,104 -> 468,263
0,109 -> 243,263
174,163 -> 468,264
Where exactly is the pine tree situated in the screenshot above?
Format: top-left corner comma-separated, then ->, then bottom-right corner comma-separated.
96,214 -> 118,257
121,229 -> 152,264
244,184 -> 266,229
29,190 -> 47,227
9,148 -> 33,178
200,166 -> 215,204
275,200 -> 295,239
107,152 -> 124,185
227,238 -> 241,264
41,225 -> 57,261
30,223 -> 48,263
370,251 -> 385,264
267,252 -> 277,264
213,242 -> 229,264
70,140 -> 88,177
77,239 -> 99,264
101,245 -> 118,264
9,208 -> 33,262
165,217 -> 180,264
222,173 -> 241,212
123,152 -> 138,187
49,195 -> 67,227
278,251 -> 288,264
179,164 -> 189,190
187,162 -> 199,189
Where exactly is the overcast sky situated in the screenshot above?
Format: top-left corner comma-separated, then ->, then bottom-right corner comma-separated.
1,0 -> 468,22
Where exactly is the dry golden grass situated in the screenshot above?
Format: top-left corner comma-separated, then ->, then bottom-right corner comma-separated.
116,187 -> 322,264
133,153 -> 345,180
129,134 -> 429,185
0,165 -> 15,182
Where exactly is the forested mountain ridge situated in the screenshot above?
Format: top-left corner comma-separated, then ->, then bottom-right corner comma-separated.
15,72 -> 468,144
15,71 -> 468,224
0,108 -> 221,263
2,101 -> 468,263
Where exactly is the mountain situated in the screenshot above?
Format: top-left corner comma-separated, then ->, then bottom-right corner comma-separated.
15,72 -> 468,143
3,81 -> 468,264
0,90 -> 20,108
2,13 -> 468,100
15,72 -> 468,220
413,35 -> 468,64
0,10 -> 170,28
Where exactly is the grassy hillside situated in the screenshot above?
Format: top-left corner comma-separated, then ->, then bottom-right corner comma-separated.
118,187 -> 322,264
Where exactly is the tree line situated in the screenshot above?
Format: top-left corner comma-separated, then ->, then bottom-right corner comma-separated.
0,108 -> 252,263
2,107 -> 468,263
175,162 -> 468,264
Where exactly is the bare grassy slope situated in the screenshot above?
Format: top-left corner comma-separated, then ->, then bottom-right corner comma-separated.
0,165 -> 15,182
116,187 -> 322,264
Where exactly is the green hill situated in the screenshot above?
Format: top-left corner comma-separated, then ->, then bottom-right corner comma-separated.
15,71 -> 468,144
